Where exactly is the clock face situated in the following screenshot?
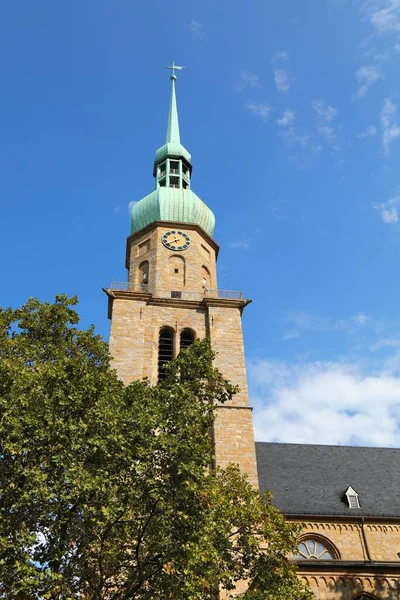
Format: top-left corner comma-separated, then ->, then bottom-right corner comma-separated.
161,230 -> 191,251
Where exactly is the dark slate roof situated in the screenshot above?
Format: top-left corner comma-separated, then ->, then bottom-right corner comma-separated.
255,442 -> 400,518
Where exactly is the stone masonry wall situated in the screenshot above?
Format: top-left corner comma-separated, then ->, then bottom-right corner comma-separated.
292,519 -> 400,600
127,224 -> 218,297
207,304 -> 259,488
297,520 -> 400,562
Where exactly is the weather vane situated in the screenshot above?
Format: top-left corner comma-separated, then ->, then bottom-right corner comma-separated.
165,61 -> 184,80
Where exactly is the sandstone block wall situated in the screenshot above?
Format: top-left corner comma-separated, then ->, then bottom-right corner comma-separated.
298,572 -> 400,600
127,224 -> 218,297
108,294 -> 259,487
292,519 -> 400,600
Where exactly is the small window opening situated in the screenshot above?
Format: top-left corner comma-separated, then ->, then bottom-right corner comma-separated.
348,495 -> 359,508
170,176 -> 179,188
182,180 -> 188,189
180,329 -> 195,351
171,291 -> 182,299
158,328 -> 174,381
174,268 -> 179,274
170,160 -> 179,174
345,486 -> 361,508
159,163 -> 166,178
159,179 -> 166,187
139,261 -> 149,286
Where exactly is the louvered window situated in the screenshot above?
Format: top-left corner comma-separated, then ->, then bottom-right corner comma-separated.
180,329 -> 195,351
158,328 -> 174,381
348,495 -> 359,508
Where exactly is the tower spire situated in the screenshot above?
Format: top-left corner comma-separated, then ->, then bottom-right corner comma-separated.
165,62 -> 184,144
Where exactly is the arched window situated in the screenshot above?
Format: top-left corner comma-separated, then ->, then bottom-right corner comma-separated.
139,260 -> 149,285
180,329 -> 195,351
202,266 -> 211,291
169,255 -> 186,286
293,536 -> 339,560
158,327 -> 174,381
353,595 -> 378,600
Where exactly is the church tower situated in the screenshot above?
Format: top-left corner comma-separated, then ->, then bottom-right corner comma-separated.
105,66 -> 258,487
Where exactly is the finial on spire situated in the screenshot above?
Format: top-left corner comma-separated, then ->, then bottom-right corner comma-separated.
165,61 -> 185,81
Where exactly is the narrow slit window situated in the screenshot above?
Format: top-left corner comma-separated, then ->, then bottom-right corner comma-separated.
139,261 -> 149,285
158,328 -> 174,381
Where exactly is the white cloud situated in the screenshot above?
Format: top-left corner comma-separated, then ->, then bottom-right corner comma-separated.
357,124 -> 378,139
353,65 -> 383,98
280,127 -> 322,168
381,98 -> 400,154
229,240 -> 250,249
245,102 -> 272,122
272,50 -> 289,63
273,68 -> 293,93
249,357 -> 400,446
282,329 -> 300,341
353,312 -> 371,325
237,70 -> 260,90
269,198 -> 289,219
128,200 -> 137,212
311,99 -> 338,141
373,194 -> 400,223
271,51 -> 293,93
190,19 -> 204,39
282,311 -> 373,340
317,125 -> 337,141
311,99 -> 337,121
277,109 -> 296,126
369,0 -> 400,33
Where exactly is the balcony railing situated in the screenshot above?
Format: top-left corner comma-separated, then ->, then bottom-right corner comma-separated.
207,289 -> 243,300
110,281 -> 149,292
108,281 -> 243,300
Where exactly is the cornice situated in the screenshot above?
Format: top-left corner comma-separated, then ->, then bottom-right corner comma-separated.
103,288 -> 252,319
295,560 -> 400,574
287,514 -> 400,524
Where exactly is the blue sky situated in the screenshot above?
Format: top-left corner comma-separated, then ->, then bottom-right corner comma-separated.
2,0 -> 400,446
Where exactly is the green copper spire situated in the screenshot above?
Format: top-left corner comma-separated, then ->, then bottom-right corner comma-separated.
166,62 -> 182,144
154,63 -> 191,165
130,63 -> 215,238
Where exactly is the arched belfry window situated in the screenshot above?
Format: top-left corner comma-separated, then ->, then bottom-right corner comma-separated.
158,327 -> 174,381
180,329 -> 195,351
139,260 -> 149,285
293,535 -> 339,560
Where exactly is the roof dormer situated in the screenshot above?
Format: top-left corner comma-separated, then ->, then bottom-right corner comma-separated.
344,485 -> 361,508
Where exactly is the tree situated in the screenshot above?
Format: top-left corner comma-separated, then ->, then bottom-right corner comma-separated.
0,295 -> 312,600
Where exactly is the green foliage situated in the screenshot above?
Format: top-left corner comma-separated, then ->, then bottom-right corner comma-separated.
0,295 -> 312,600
